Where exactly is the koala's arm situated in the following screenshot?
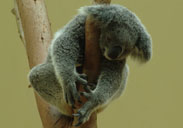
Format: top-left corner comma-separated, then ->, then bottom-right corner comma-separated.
74,58 -> 127,126
50,14 -> 87,107
93,59 -> 126,104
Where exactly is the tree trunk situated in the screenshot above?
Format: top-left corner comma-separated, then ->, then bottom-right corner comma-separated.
13,0 -> 111,127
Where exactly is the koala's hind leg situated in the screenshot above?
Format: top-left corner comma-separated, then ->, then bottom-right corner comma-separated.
29,63 -> 73,115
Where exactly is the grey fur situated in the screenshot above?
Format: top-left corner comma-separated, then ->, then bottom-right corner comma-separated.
28,4 -> 152,126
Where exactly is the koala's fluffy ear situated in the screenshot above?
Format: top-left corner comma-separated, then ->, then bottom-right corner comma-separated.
131,26 -> 152,63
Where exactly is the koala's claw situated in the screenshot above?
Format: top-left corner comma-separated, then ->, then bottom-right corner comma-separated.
73,112 -> 82,127
72,113 -> 80,117
77,73 -> 88,85
79,73 -> 88,81
73,108 -> 92,127
74,92 -> 97,126
82,85 -> 91,93
80,82 -> 96,93
73,111 -> 84,127
80,92 -> 91,99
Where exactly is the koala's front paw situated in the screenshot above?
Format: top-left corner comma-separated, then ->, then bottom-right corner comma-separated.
73,91 -> 98,127
63,73 -> 88,108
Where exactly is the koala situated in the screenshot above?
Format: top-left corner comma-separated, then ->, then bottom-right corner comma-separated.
29,4 -> 152,126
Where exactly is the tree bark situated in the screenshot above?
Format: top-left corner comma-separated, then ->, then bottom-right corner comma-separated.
13,0 -> 111,128
13,0 -> 62,127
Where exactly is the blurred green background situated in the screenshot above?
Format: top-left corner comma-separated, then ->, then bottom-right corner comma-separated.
0,0 -> 182,128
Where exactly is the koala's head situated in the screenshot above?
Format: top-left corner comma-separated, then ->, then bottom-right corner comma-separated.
98,12 -> 152,62
82,4 -> 152,62
99,23 -> 137,61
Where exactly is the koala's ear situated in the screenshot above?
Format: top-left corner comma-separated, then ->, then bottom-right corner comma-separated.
131,26 -> 152,63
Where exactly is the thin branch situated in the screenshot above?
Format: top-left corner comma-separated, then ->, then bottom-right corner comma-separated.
12,1 -> 25,46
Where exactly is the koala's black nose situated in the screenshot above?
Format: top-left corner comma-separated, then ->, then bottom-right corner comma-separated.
108,46 -> 122,59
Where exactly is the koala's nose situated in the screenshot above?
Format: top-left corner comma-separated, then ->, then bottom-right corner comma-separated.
108,46 -> 122,59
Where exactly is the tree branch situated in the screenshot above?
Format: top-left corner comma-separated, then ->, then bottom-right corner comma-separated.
13,0 -> 111,128
12,0 -> 62,127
